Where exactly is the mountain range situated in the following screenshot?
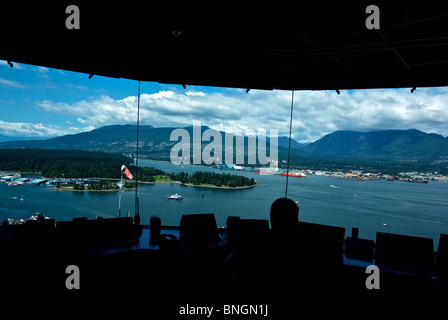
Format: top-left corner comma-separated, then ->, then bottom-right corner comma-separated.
0,125 -> 305,159
1,125 -> 447,172
301,129 -> 448,160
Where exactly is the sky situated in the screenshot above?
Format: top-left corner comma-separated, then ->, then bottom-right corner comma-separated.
1,59 -> 448,144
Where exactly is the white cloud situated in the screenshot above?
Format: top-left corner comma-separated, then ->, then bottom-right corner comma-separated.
0,120 -> 83,138
185,91 -> 206,96
65,83 -> 89,90
34,66 -> 50,78
0,78 -> 25,88
33,87 -> 448,142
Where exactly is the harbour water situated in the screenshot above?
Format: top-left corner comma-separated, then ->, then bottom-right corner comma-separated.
1,160 -> 448,248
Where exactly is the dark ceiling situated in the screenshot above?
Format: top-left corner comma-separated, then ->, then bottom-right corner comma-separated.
2,1 -> 448,91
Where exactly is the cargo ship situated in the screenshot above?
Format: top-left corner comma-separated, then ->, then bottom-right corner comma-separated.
280,172 -> 306,178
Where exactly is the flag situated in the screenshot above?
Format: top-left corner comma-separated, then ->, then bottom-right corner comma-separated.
121,165 -> 133,180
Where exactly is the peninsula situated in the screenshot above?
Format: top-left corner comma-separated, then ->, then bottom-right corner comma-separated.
0,149 -> 257,191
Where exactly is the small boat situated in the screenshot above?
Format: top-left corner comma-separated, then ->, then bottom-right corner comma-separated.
382,222 -> 387,227
167,193 -> 183,200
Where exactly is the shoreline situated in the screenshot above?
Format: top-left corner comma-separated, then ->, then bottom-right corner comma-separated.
181,182 -> 258,190
55,187 -> 137,192
54,180 -> 259,192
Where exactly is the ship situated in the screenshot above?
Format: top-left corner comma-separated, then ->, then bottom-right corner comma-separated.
167,193 -> 183,200
408,179 -> 429,184
280,171 -> 306,178
254,168 -> 277,175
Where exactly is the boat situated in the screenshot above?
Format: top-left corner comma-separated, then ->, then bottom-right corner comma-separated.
408,179 -> 428,184
167,193 -> 183,200
280,172 -> 306,178
254,168 -> 276,175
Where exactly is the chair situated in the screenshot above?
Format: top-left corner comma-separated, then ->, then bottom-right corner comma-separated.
226,217 -> 269,247
180,213 -> 218,248
345,237 -> 374,260
298,221 -> 345,260
375,232 -> 434,275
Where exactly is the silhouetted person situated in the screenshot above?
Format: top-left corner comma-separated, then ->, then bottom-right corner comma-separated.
265,197 -> 311,298
270,197 -> 299,239
225,198 -> 301,293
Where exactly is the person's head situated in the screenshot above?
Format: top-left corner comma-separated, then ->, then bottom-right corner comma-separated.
270,197 -> 299,234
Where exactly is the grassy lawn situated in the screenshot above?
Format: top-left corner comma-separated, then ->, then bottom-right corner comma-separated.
154,175 -> 172,182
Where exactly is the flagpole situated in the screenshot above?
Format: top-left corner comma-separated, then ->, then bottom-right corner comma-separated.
120,165 -> 134,219
134,78 -> 141,219
118,170 -> 123,218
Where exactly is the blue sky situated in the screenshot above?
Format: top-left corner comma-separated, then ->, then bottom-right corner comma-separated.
1,59 -> 448,143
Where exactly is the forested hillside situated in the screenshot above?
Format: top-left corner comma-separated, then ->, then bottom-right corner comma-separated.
0,149 -> 130,178
0,149 -> 256,188
2,125 -> 448,174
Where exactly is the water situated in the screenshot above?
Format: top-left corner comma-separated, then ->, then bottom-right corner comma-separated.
1,160 -> 448,248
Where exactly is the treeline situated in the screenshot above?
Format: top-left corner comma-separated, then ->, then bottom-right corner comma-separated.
0,149 -> 256,188
137,166 -> 165,182
169,171 -> 256,188
0,149 -> 131,178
